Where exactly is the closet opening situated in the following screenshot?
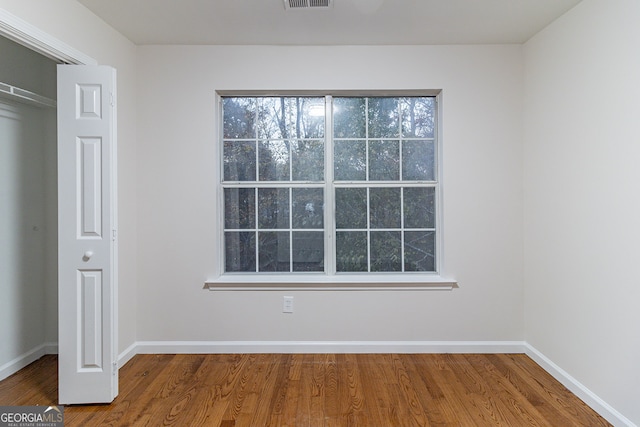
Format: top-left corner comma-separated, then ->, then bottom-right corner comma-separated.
0,34 -> 59,382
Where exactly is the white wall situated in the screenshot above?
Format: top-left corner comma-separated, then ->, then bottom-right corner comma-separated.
135,45 -> 524,343
0,0 -> 138,355
523,0 -> 640,425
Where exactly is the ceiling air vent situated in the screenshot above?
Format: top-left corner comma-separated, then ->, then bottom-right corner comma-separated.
284,0 -> 332,10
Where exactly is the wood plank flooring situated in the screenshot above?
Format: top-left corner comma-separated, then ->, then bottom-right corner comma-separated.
0,353 -> 611,426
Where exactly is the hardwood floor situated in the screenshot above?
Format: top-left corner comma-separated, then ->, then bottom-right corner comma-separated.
0,353 -> 611,426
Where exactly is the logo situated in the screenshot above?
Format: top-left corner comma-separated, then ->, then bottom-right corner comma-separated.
0,406 -> 64,427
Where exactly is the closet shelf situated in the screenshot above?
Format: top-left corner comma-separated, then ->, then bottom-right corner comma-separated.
0,81 -> 56,108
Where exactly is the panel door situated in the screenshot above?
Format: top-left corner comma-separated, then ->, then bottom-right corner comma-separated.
57,65 -> 117,404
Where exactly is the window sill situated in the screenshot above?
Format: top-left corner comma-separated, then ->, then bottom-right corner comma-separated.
205,274 -> 457,291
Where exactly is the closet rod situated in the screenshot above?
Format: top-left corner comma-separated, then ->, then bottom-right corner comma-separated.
0,81 -> 56,108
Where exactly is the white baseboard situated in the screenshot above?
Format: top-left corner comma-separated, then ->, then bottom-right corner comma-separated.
43,342 -> 58,355
525,344 -> 636,427
0,342 -> 58,382
133,340 -> 527,354
117,342 -> 138,368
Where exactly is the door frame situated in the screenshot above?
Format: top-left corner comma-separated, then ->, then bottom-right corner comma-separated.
0,8 -> 96,65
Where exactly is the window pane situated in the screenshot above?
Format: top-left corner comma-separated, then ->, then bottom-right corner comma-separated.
333,98 -> 366,138
224,188 -> 255,229
292,231 -> 324,271
301,98 -> 325,139
259,140 -> 290,181
225,231 -> 256,272
370,231 -> 402,272
257,97 -> 324,139
223,97 -> 255,139
403,187 -> 435,229
370,187 -> 401,228
336,231 -> 368,272
401,97 -> 435,138
292,139 -> 324,181
259,231 -> 290,272
292,188 -> 324,229
334,140 -> 366,181
335,188 -> 367,229
256,97 -> 283,139
403,140 -> 435,181
224,141 -> 256,181
368,98 -> 399,138
221,95 -> 439,276
369,140 -> 399,181
404,231 -> 435,271
258,188 -> 289,229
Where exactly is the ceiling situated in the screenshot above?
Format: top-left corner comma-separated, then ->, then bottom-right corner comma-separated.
76,0 -> 582,46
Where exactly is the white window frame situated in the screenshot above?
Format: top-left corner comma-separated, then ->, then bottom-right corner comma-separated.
207,90 -> 456,291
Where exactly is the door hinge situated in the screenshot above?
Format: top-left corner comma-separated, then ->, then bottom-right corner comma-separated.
112,229 -> 117,241
110,91 -> 115,107
113,361 -> 118,374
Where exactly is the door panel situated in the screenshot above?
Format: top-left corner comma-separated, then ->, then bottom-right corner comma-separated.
79,136 -> 103,237
57,65 -> 117,404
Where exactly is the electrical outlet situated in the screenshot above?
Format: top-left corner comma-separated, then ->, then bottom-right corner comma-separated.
283,296 -> 294,313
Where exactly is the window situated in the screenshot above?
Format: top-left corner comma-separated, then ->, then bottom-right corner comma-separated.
220,95 -> 439,276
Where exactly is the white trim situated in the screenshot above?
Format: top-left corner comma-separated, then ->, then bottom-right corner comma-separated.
206,274 -> 457,291
134,340 -> 525,354
43,342 -> 58,355
117,342 -> 138,369
525,343 -> 637,427
207,284 -> 455,291
0,342 -> 58,382
435,93 -> 445,275
0,7 -> 97,65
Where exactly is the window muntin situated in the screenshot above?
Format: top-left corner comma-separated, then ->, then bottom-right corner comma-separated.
221,95 -> 438,274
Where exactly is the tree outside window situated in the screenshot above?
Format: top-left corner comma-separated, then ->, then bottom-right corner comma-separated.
221,95 -> 438,274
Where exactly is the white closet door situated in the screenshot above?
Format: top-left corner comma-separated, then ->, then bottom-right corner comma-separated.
57,65 -> 118,404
